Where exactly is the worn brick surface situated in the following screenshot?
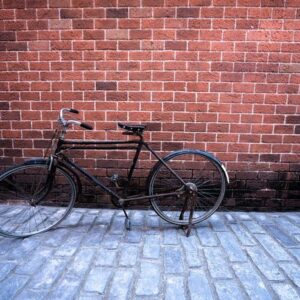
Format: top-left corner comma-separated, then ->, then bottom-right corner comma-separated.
0,1 -> 299,210
0,209 -> 300,299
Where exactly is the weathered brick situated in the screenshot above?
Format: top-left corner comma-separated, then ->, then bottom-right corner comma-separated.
107,8 -> 128,18
0,1 -> 299,211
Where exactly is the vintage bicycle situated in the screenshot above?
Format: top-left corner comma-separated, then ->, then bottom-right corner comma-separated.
0,108 -> 229,238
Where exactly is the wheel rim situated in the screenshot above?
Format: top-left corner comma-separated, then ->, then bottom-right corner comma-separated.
0,164 -> 76,237
149,151 -> 226,225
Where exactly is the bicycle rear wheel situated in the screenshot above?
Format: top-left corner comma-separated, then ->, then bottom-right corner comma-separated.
0,160 -> 77,238
147,150 -> 227,226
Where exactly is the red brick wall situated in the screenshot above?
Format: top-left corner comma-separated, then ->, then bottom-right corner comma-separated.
0,0 -> 299,209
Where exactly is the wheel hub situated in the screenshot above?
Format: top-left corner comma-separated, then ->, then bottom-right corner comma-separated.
185,182 -> 197,193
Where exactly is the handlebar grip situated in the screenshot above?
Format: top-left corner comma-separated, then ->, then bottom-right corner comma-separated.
69,109 -> 79,114
80,122 -> 93,130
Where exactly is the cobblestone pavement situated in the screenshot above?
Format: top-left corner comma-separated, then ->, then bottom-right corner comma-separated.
1,209 -> 300,299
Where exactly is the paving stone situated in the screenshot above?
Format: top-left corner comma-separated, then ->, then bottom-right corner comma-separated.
232,212 -> 252,221
84,267 -> 112,294
109,215 -> 126,235
55,231 -> 84,256
0,238 -> 21,255
79,294 -> 103,300
130,210 -> 145,226
0,262 -> 16,280
272,282 -> 300,300
188,269 -> 214,300
286,213 -> 300,224
119,244 -> 139,267
263,224 -> 298,247
146,214 -> 160,231
136,261 -> 160,296
76,214 -> 96,233
246,246 -> 285,280
5,237 -> 41,260
143,235 -> 160,259
276,217 -> 300,235
254,233 -> 292,261
96,210 -> 114,225
109,269 -> 134,299
289,248 -> 300,263
125,229 -> 143,243
0,209 -> 300,300
217,231 -> 247,262
47,276 -> 80,300
224,213 -> 237,223
15,247 -> 52,275
61,211 -> 83,226
163,227 -> 179,245
214,279 -> 246,300
82,224 -> 106,247
181,235 -> 203,267
41,228 -> 69,247
165,276 -> 186,300
65,248 -> 95,278
233,262 -> 273,300
252,212 -> 275,225
94,248 -> 117,266
164,246 -> 184,274
210,213 -> 229,232
204,247 -> 233,279
101,233 -> 122,250
0,274 -> 29,299
14,289 -> 49,300
29,257 -> 68,290
196,226 -> 218,246
229,223 -> 256,246
241,220 -> 266,234
279,262 -> 300,287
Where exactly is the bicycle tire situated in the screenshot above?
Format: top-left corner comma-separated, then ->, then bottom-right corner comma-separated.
147,149 -> 227,226
0,160 -> 77,238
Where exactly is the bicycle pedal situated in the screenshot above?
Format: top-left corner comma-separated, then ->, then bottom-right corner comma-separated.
110,174 -> 119,182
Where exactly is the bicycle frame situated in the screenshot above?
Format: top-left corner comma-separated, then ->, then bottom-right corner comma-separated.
54,134 -> 186,205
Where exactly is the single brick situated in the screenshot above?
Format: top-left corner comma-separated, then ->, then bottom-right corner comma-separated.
136,261 -> 160,296
0,32 -> 16,41
246,246 -> 284,280
233,263 -> 273,300
177,8 -> 199,18
84,267 -> 112,294
188,270 -> 214,300
107,8 -> 128,18
96,81 -> 117,90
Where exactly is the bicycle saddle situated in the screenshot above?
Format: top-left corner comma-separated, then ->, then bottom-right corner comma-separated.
118,123 -> 146,134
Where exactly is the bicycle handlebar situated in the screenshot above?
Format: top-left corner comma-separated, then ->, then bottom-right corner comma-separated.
59,108 -> 93,131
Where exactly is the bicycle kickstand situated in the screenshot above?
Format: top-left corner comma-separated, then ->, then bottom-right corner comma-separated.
119,199 -> 131,230
182,196 -> 195,237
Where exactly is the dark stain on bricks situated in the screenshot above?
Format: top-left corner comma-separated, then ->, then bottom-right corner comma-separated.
96,81 -> 117,90
107,9 -> 128,18
0,32 -> 16,41
177,8 -> 199,18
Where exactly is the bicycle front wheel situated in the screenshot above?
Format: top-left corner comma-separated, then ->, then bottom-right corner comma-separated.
0,160 -> 77,238
147,150 -> 227,226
